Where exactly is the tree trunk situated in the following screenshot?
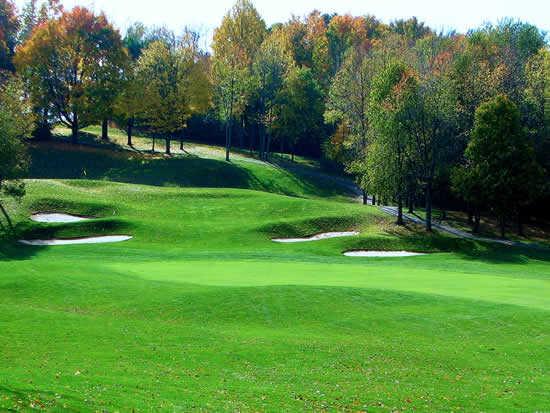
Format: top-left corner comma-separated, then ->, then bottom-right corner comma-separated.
36,107 -> 52,140
249,123 -> 255,154
102,119 -> 109,140
467,209 -> 474,226
239,116 -> 245,148
499,216 -> 506,238
408,193 -> 414,214
266,134 -> 272,161
225,119 -> 232,162
363,191 -> 368,205
291,144 -> 295,162
165,138 -> 171,155
71,113 -> 78,144
473,212 -> 481,233
372,195 -> 376,206
377,197 -> 381,206
127,118 -> 134,146
152,137 -> 156,153
517,212 -> 524,236
258,125 -> 265,160
180,130 -> 184,151
425,182 -> 433,232
397,197 -> 404,226
0,202 -> 14,234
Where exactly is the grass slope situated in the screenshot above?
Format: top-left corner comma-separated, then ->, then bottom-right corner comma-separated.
40,127 -> 354,202
1,179 -> 549,411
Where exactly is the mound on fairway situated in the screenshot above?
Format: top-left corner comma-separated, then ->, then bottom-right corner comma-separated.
1,180 -> 549,412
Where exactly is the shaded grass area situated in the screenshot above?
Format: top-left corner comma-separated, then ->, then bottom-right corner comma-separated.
27,142 -> 355,202
56,124 -> 322,168
412,207 -> 550,246
0,181 -> 548,411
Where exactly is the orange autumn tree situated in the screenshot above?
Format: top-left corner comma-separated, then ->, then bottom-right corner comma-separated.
15,7 -> 127,143
327,14 -> 382,75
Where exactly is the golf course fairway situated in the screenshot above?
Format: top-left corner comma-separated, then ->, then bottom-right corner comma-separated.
1,178 -> 548,411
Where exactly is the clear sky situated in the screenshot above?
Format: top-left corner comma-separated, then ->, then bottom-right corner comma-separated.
13,0 -> 550,47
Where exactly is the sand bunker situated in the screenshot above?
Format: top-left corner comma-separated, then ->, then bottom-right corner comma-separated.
31,213 -> 91,223
273,231 -> 359,243
344,250 -> 426,257
19,236 -> 132,246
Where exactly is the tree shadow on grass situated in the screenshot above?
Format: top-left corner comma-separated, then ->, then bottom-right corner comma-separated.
0,217 -> 132,262
392,229 -> 550,265
29,142 -> 258,187
365,222 -> 549,265
27,142 -> 352,200
0,234 -> 45,261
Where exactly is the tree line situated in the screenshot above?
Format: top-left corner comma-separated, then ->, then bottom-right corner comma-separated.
0,0 -> 549,236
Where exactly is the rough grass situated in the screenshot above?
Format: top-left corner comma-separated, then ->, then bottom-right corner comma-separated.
1,179 -> 549,411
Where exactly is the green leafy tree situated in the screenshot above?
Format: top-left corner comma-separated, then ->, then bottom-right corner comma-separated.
0,75 -> 34,233
325,46 -> 374,201
124,22 -> 148,60
272,66 -> 323,161
409,35 -> 459,231
137,35 -> 210,154
212,0 -> 266,161
113,64 -> 146,146
0,0 -> 19,72
251,26 -> 293,160
390,17 -> 432,44
18,0 -> 63,44
367,62 -> 418,225
452,21 -> 546,142
454,95 -> 544,236
524,48 -> 550,172
116,22 -> 165,146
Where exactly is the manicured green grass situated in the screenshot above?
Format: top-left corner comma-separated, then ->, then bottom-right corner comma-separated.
1,177 -> 549,411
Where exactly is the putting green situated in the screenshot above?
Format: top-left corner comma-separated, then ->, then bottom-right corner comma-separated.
1,179 -> 548,411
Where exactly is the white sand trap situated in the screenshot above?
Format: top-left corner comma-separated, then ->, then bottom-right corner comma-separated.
31,213 -> 91,223
19,235 -> 132,246
344,250 -> 426,257
273,231 -> 359,243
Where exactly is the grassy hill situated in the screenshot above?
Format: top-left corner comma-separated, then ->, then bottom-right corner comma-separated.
27,140 -> 356,203
0,136 -> 549,411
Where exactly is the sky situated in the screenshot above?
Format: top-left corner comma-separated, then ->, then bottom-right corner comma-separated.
14,0 -> 550,47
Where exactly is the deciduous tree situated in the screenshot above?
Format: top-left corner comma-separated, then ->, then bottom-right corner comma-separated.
367,62 -> 418,225
137,33 -> 210,154
272,66 -> 323,161
15,7 -> 127,143
252,26 -> 293,160
0,75 -> 33,232
454,95 -> 544,236
0,0 -> 19,72
212,0 -> 265,161
409,34 -> 459,231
